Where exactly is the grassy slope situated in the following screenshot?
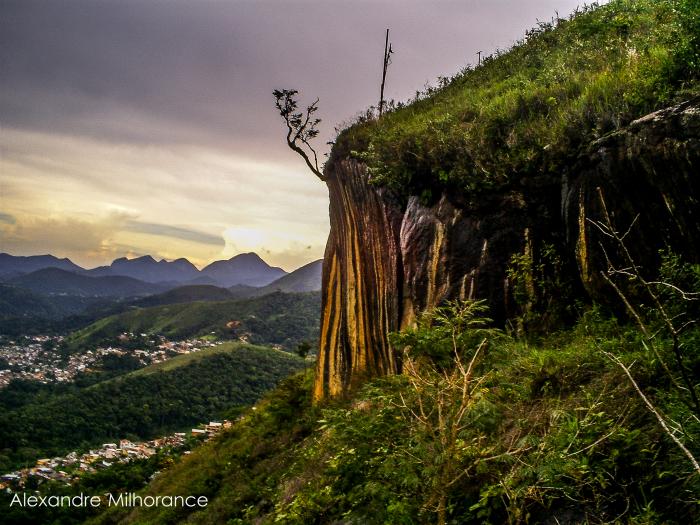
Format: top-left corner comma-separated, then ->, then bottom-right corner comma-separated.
0,343 -> 303,471
88,315 -> 699,525
336,0 -> 699,199
125,343 -> 279,376
66,291 -> 321,350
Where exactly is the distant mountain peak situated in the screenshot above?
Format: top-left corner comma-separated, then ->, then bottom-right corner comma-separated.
231,252 -> 263,261
91,254 -> 199,284
111,255 -> 158,266
254,259 -> 322,295
201,252 -> 286,287
0,253 -> 84,278
171,257 -> 197,266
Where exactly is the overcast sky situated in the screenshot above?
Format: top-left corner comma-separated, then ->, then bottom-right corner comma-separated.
1,0 -> 586,270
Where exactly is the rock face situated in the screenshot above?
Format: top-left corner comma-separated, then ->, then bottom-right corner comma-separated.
314,161 -> 403,399
315,99 -> 700,400
565,100 -> 700,298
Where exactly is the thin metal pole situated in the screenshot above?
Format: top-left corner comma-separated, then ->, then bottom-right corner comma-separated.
379,28 -> 390,117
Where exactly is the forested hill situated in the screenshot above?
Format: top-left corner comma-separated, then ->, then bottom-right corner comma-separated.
0,343 -> 303,472
66,291 -> 320,351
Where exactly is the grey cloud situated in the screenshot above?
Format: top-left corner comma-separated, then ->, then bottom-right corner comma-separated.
124,220 -> 224,247
0,0 -> 585,155
0,212 -> 16,224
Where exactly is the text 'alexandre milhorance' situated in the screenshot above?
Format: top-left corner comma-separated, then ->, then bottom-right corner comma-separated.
9,492 -> 209,508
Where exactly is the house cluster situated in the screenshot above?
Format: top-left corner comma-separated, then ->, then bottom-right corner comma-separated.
0,335 -> 76,389
189,420 -> 233,441
100,333 -> 223,368
0,334 -> 224,389
155,337 -> 223,358
0,420 -> 232,492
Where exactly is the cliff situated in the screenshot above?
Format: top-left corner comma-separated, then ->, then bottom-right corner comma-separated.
315,161 -> 404,399
312,0 -> 700,399
315,98 -> 700,400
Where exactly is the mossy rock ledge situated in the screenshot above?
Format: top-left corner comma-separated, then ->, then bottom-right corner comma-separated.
315,98 -> 700,400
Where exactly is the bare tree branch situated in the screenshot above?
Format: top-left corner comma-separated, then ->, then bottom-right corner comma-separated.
393,301 -> 510,525
273,89 -> 325,181
603,351 -> 700,475
590,187 -> 700,414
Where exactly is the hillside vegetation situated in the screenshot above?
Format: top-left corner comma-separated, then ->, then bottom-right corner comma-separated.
0,284 -> 127,336
130,285 -> 234,308
88,290 -> 700,525
0,284 -> 71,319
336,0 -> 699,200
0,343 -> 303,472
8,268 -> 167,297
7,2 -> 698,524
66,291 -> 321,350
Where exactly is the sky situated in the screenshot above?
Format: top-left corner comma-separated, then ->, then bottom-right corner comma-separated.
0,0 -> 586,271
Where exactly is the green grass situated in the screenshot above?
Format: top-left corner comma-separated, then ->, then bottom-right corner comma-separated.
335,0 -> 700,201
65,291 -> 320,351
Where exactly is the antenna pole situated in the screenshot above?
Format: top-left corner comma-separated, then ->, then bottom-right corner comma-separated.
379,29 -> 391,117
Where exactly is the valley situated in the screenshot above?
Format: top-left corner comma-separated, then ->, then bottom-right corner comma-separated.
0,342 -> 305,472
0,252 -> 321,509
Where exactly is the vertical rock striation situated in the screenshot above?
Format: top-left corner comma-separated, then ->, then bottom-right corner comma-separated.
315,99 -> 700,400
314,160 -> 404,400
398,192 -> 530,329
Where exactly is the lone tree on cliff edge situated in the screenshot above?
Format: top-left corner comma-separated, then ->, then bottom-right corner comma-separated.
273,89 -> 325,181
